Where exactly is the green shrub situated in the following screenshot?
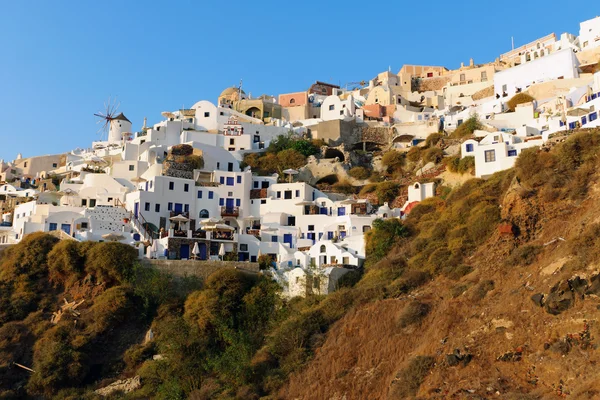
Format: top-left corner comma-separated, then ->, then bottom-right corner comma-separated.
388,356 -> 435,398
381,151 -> 405,174
423,147 -> 444,164
369,171 -> 385,182
85,286 -> 135,338
388,270 -> 431,297
359,183 -> 378,196
84,242 -> 138,285
507,93 -> 535,112
348,166 -> 371,180
470,279 -> 494,301
505,245 -> 542,267
406,147 -> 422,163
452,115 -> 481,138
375,181 -> 401,204
425,133 -> 443,148
47,241 -> 87,288
365,219 -> 409,264
332,180 -> 355,194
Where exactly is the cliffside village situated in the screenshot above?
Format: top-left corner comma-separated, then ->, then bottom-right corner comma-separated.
1,16 -> 600,297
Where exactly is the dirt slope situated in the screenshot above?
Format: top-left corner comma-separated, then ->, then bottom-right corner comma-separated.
281,179 -> 600,399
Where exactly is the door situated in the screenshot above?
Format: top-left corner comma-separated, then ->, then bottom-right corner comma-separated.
61,224 -> 71,235
226,198 -> 234,210
174,203 -> 183,213
180,244 -> 190,259
134,202 -> 139,218
283,233 -> 293,247
320,207 -> 328,215
199,243 -> 207,260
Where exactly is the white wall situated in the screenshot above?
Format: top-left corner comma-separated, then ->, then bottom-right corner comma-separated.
580,16 -> 600,51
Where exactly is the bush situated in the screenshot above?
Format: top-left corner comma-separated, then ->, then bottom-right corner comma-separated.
331,180 -> 355,194
348,166 -> 371,180
375,181 -> 401,204
359,183 -> 378,196
507,93 -> 535,112
505,245 -> 542,267
365,219 -> 409,264
406,147 -> 422,163
470,279 -> 494,301
47,241 -> 88,288
369,170 -> 385,182
446,156 -> 474,174
381,151 -> 405,174
425,133 -> 443,148
84,286 -> 136,337
388,356 -> 435,398
452,115 -> 481,138
388,270 -> 431,297
84,242 -> 138,285
423,147 -> 444,164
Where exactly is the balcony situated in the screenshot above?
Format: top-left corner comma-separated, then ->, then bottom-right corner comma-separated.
250,188 -> 268,199
211,231 -> 235,241
169,229 -> 191,238
221,206 -> 240,217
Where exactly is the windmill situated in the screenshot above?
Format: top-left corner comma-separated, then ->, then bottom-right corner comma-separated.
94,97 -> 120,141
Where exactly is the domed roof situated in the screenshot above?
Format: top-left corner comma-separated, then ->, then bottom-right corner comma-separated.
220,87 -> 245,97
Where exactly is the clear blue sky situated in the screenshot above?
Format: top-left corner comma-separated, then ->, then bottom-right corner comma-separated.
0,0 -> 591,161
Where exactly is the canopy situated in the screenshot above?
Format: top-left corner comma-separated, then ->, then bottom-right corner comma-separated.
102,232 -> 125,241
130,176 -> 147,183
201,218 -> 222,224
567,107 -> 590,117
295,200 -> 315,206
283,169 -> 298,175
243,215 -> 259,220
340,198 -> 357,205
170,215 -> 190,222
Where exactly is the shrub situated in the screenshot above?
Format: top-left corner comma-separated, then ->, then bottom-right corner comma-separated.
365,219 -> 409,263
406,147 -> 422,163
452,115 -> 481,138
388,270 -> 431,297
47,241 -> 87,288
388,355 -> 435,398
507,93 -> 535,112
369,170 -> 385,182
375,181 -> 400,204
84,242 -> 138,285
423,147 -> 444,164
359,183 -> 378,196
85,286 -> 136,338
381,151 -> 405,174
258,254 -> 272,270
505,245 -> 542,267
470,279 -> 494,301
331,180 -> 355,194
425,133 -> 443,148
348,166 -> 370,180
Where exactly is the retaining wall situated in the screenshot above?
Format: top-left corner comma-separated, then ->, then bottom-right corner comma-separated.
142,259 -> 259,280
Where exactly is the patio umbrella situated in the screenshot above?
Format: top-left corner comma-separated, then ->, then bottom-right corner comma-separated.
201,217 -> 222,225
567,108 -> 590,117
170,215 -> 190,222
283,168 -> 298,183
151,239 -> 158,255
340,198 -> 357,205
102,232 -> 125,242
192,242 -> 200,259
215,224 -> 234,231
146,244 -> 153,258
219,243 -> 226,260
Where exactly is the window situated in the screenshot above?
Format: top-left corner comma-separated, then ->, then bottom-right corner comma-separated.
228,162 -> 233,172
342,257 -> 349,265
169,182 -> 174,190
229,138 -> 235,145
363,225 -> 371,233
320,245 -> 326,253
328,104 -> 334,111
217,162 -> 220,169
129,165 -> 135,171
208,191 -> 214,199
155,204 -> 160,212
508,149 -> 517,157
197,190 -> 202,198
52,163 -> 57,168
49,223 -> 57,231
260,199 -> 267,204
484,150 -> 496,163
254,135 -> 260,143
590,112 -> 598,122
168,202 -> 173,211
481,71 -> 487,81
466,143 -> 474,152
253,181 -> 259,189
502,84 -> 507,92
81,222 -> 88,229
277,191 -> 281,199
184,204 -> 189,212
24,162 -> 27,167
199,209 -> 209,218
237,176 -> 241,184
89,199 -> 96,207
271,235 -> 278,242
460,73 -> 466,82
290,98 -> 296,104
240,244 -> 248,251
107,197 -> 113,202
427,72 -> 433,78
295,190 -> 300,197
226,177 -> 234,186
220,177 -> 225,184
236,199 -> 240,207
340,110 -> 344,115
81,199 -> 87,206
204,112 -> 210,117
184,183 -> 189,192
308,225 -> 314,231
144,202 -> 150,211
284,190 -> 292,199
228,191 -> 233,196
219,198 -> 224,206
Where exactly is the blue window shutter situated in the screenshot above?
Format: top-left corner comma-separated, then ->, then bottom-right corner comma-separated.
237,176 -> 242,184
220,177 -> 224,184
271,235 -> 278,242
198,190 -> 202,199
219,198 -> 224,206
226,177 -> 234,186
236,199 -> 240,207
208,191 -> 214,199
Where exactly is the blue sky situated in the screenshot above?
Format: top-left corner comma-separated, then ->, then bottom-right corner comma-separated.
0,0 -> 591,161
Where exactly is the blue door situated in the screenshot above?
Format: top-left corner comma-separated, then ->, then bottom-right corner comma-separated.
199,243 -> 207,260
283,233 -> 292,247
320,207 -> 328,215
61,224 -> 71,235
338,207 -> 345,216
307,232 -> 315,243
226,198 -> 234,209
134,202 -> 139,218
174,203 -> 183,213
180,244 -> 190,259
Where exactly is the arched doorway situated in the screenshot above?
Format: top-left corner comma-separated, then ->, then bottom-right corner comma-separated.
324,148 -> 345,161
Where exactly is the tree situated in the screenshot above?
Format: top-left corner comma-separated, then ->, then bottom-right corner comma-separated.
84,242 -> 138,285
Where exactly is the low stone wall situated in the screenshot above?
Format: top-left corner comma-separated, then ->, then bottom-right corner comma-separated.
142,259 -> 259,280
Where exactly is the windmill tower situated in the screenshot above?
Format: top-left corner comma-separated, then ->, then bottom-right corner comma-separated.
94,97 -> 131,143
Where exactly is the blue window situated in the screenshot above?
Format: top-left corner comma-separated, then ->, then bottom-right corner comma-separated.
61,224 -> 71,235
237,176 -> 241,184
296,190 -> 300,197
277,191 -> 281,198
219,198 -> 224,206
184,183 -> 189,192
582,116 -> 587,125
253,181 -> 259,188
226,177 -> 234,186
466,143 -> 474,152
271,235 -> 278,242
168,202 -> 173,211
197,190 -> 202,199
219,177 -> 224,184
569,122 -> 577,130
208,191 -> 214,199
169,181 -> 174,190
560,120 -> 565,127
590,112 -> 598,122
184,204 -> 189,212
508,149 -> 517,157
236,199 -> 240,207
155,204 -> 160,212
49,223 -> 57,231
145,202 -> 150,211
327,231 -> 333,239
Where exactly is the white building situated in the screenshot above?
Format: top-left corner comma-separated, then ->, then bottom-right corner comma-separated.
579,16 -> 600,51
320,95 -> 356,121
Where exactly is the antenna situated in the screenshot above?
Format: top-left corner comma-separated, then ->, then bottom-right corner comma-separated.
511,36 -> 515,51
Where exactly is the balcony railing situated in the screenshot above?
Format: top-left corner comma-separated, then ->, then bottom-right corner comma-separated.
221,206 -> 240,217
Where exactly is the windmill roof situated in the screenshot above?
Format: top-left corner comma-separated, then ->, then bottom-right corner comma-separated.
113,113 -> 131,123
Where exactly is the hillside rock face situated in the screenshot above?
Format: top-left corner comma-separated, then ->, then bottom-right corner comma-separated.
501,178 -> 541,241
